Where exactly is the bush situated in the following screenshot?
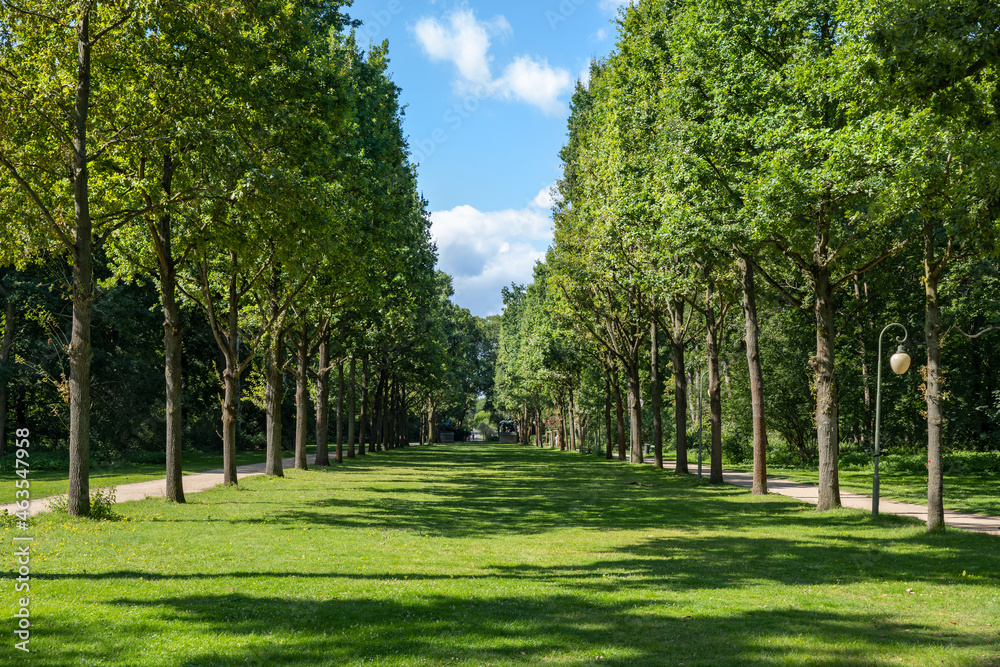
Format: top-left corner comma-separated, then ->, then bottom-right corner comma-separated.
48,486 -> 119,521
0,451 -> 70,472
122,451 -> 167,465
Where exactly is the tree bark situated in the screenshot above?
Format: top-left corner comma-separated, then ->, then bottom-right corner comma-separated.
335,360 -> 344,463
650,323 -> 663,470
813,266 -> 840,510
314,329 -> 331,466
349,355 -> 359,456
604,370 -> 613,460
739,256 -> 768,494
67,9 -> 95,516
568,389 -> 577,451
670,301 -> 689,474
142,150 -> 188,503
705,282 -> 724,484
627,350 -> 644,464
219,270 -> 240,486
360,353 -> 369,452
614,367 -> 626,461
557,398 -> 567,451
0,287 -> 16,457
535,407 -> 543,448
264,329 -> 285,477
855,277 -> 873,449
399,378 -> 402,447
294,323 -> 309,471
924,225 -> 946,531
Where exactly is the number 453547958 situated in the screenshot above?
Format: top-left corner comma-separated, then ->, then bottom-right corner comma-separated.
14,428 -> 30,519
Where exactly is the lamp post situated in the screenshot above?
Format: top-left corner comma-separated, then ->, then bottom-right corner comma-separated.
873,322 -> 911,516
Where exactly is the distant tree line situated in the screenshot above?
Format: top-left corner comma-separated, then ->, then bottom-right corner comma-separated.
0,0 -> 492,516
493,0 -> 1000,532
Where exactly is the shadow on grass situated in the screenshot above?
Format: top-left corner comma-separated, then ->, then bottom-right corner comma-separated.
20,591 -> 995,667
13,444 -> 1000,666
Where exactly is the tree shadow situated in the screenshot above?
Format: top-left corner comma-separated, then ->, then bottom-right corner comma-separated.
22,591 -> 998,666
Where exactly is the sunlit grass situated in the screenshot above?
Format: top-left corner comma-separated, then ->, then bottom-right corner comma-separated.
1,443 -> 998,666
0,447 -> 309,506
727,463 -> 1000,518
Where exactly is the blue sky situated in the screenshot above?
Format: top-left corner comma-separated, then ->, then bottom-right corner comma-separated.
345,0 -> 629,317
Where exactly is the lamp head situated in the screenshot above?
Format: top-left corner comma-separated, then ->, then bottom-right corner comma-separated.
889,345 -> 911,375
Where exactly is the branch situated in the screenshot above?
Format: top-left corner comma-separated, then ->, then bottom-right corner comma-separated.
0,151 -> 73,249
0,0 -> 63,24
943,324 -> 1000,340
742,251 -> 804,309
832,231 -> 919,290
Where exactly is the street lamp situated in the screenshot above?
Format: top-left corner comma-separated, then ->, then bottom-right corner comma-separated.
873,322 -> 911,516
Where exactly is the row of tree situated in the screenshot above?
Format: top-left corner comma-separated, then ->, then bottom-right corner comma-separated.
0,0 -> 489,516
493,0 -> 1000,531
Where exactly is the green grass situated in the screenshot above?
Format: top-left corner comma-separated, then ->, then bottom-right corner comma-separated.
2,443 -> 999,666
0,448 -> 306,506
726,463 -> 1000,518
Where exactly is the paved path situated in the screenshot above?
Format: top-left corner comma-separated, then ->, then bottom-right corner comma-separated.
7,449 -> 999,535
2,454 -> 318,518
660,459 -> 1000,535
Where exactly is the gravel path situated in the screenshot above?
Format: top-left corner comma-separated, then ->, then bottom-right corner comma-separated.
659,459 -> 1000,534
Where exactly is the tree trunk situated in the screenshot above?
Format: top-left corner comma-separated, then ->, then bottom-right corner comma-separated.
705,282 -> 723,484
813,267 -> 840,510
604,370 -> 613,460
67,12 -> 95,516
535,407 -> 543,448
568,390 -> 577,451
148,152 -> 186,503
294,324 -> 309,471
336,360 -> 344,463
399,378 -> 402,447
671,301 -> 689,474
221,355 -> 240,486
360,353 -> 370,453
314,330 -> 331,466
558,398 -> 567,451
220,271 -> 240,486
378,370 -> 388,450
614,367 -> 626,461
855,277 -> 874,448
0,288 -> 17,457
924,226 -> 946,531
650,323 -> 663,470
264,330 -> 285,477
627,351 -> 643,464
348,356 -> 359,456
739,256 -> 768,494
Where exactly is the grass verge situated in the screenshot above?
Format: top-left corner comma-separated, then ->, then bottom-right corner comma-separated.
0,448 -> 311,506
725,463 -> 1000,518
1,443 -> 998,666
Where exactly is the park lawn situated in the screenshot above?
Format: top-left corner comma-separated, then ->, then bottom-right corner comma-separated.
0,448 -> 310,506
1,443 -> 998,666
725,463 -> 1000,518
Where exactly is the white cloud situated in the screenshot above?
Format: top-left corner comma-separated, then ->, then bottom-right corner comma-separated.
430,198 -> 555,316
530,184 -> 561,210
599,0 -> 634,9
411,9 -> 573,115
498,56 -> 573,115
590,28 -> 608,42
413,9 -> 510,85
